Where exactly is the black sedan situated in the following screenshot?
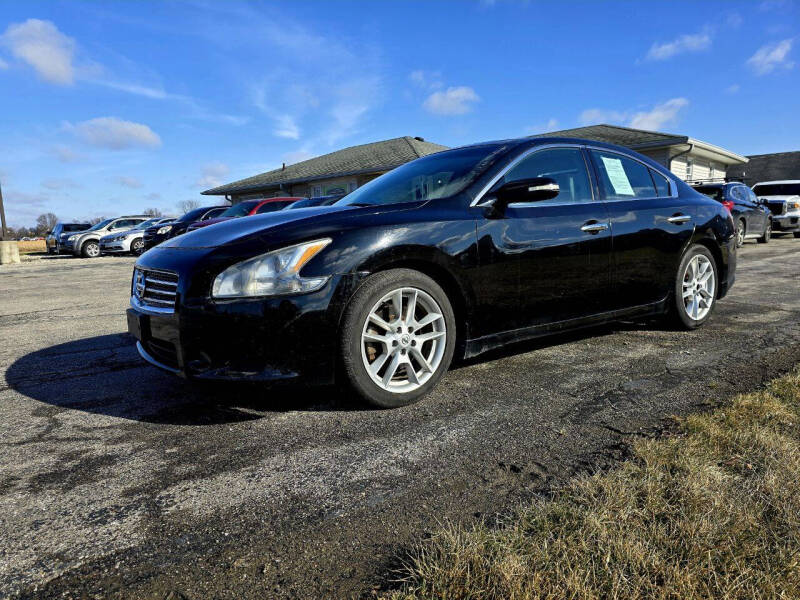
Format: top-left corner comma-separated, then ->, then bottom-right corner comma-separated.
142,205 -> 228,250
128,137 -> 736,408
692,182 -> 772,247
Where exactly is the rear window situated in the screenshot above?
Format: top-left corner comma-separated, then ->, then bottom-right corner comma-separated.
693,186 -> 724,202
753,183 -> 800,196
220,201 -> 260,218
256,201 -> 293,214
63,224 -> 89,232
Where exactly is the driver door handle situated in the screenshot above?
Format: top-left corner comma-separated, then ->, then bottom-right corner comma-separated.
667,214 -> 692,224
580,221 -> 609,234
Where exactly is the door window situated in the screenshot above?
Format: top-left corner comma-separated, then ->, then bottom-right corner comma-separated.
649,168 -> 671,197
503,148 -> 592,203
590,150 -> 657,200
730,186 -> 746,202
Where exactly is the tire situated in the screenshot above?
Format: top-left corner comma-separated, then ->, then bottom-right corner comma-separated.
735,219 -> 745,248
339,268 -> 456,408
669,244 -> 719,330
131,238 -> 145,256
757,220 -> 771,244
81,240 -> 100,258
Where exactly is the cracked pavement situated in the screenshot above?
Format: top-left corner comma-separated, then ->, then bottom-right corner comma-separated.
1,240 -> 799,599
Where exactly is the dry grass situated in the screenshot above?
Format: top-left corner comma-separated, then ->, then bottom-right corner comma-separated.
386,369 -> 800,600
16,240 -> 47,254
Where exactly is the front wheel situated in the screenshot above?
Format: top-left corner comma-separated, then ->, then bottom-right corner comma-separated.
339,269 -> 456,408
81,240 -> 100,258
131,238 -> 145,256
758,220 -> 771,244
670,245 -> 718,330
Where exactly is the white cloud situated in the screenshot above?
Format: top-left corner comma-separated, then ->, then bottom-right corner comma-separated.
579,108 -> 627,125
423,86 -> 480,116
629,98 -> 689,130
273,114 -> 300,140
113,176 -> 143,189
66,117 -> 162,150
525,118 -> 559,134
195,162 -> 229,188
50,145 -> 84,163
41,177 -> 81,191
0,57 -> 8,69
1,19 -> 76,84
409,69 -> 443,90
580,98 -> 689,131
746,39 -> 795,75
646,32 -> 711,60
725,83 -> 741,94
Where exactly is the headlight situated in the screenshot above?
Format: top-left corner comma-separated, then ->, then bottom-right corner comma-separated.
68,234 -> 78,241
791,201 -> 800,210
212,239 -> 331,299
157,225 -> 172,235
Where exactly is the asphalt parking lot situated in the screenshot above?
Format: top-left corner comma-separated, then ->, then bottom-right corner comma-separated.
1,240 -> 800,599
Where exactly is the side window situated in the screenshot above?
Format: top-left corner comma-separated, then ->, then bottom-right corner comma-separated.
503,148 -> 592,203
649,168 -> 671,197
590,150 -> 657,199
730,187 -> 745,202
748,189 -> 759,204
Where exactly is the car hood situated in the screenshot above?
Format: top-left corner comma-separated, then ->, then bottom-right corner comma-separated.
757,195 -> 800,202
163,204 -> 363,249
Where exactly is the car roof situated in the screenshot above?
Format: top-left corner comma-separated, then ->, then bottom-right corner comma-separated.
753,180 -> 800,185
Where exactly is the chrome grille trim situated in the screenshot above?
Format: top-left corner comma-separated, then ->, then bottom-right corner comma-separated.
132,267 -> 179,313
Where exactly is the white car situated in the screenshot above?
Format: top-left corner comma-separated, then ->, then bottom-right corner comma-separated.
99,217 -> 175,256
753,180 -> 800,238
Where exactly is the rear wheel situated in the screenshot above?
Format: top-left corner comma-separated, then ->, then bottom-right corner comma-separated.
758,220 -> 771,244
735,219 -> 745,247
669,245 -> 718,330
81,240 -> 100,258
339,269 -> 456,408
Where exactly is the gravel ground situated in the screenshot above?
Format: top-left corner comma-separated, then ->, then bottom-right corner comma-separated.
1,240 -> 799,599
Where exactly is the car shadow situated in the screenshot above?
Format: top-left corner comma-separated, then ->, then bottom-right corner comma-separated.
6,333 -> 363,426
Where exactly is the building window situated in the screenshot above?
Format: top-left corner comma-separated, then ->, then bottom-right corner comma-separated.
685,159 -> 693,181
348,181 -> 357,193
313,186 -> 322,197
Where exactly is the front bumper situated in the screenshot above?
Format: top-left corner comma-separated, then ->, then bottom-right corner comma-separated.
771,213 -> 800,231
126,251 -> 364,384
100,239 -> 131,253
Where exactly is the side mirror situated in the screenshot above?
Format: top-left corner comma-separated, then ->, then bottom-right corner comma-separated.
488,177 -> 560,217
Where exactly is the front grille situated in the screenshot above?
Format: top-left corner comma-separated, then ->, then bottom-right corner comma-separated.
145,338 -> 179,369
133,267 -> 179,312
766,201 -> 786,216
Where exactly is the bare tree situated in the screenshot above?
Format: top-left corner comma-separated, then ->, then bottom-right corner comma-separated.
89,216 -> 107,225
177,199 -> 201,214
35,212 -> 59,234
143,207 -> 163,217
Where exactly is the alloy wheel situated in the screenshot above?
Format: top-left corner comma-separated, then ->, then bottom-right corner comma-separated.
86,242 -> 100,257
360,287 -> 447,393
682,254 -> 715,321
736,222 -> 745,247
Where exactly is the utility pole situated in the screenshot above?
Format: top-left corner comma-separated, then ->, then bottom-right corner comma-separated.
0,180 -> 7,240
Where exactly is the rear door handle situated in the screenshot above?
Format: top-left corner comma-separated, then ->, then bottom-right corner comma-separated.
667,214 -> 692,224
580,221 -> 609,234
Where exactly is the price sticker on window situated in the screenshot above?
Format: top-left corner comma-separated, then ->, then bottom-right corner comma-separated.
601,156 -> 635,196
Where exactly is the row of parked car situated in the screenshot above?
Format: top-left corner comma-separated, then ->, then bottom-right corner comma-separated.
690,180 -> 800,246
45,195 -> 344,257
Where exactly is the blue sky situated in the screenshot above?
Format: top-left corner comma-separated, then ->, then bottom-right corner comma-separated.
0,0 -> 797,227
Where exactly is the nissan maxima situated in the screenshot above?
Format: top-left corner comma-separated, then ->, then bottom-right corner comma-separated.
127,137 -> 736,408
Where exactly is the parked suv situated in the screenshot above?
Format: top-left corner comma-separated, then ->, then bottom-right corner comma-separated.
752,181 -> 800,237
63,216 -> 149,258
46,222 -> 90,254
692,182 -> 772,246
143,206 -> 227,251
100,217 -> 175,256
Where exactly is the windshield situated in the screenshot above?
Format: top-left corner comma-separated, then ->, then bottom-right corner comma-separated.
220,201 -> 259,218
753,183 -> 800,197
693,186 -> 724,201
87,218 -> 114,231
134,218 -> 160,230
337,144 -> 507,207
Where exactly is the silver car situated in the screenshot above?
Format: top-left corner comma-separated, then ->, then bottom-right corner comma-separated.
753,181 -> 800,237
64,216 -> 149,258
99,217 -> 175,256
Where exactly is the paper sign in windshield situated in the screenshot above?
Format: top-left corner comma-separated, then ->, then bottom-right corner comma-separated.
601,156 -> 635,196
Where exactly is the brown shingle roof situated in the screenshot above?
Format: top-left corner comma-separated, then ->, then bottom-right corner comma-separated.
531,124 -> 687,149
203,136 -> 449,196
726,151 -> 800,186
